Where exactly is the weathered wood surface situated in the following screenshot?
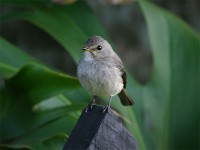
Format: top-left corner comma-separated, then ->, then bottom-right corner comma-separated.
63,105 -> 137,150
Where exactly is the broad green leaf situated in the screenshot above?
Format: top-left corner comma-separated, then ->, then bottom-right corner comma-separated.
1,1 -> 108,63
42,135 -> 66,150
1,116 -> 77,150
0,37 -> 37,78
0,63 -> 87,148
33,95 -> 71,112
0,88 -> 82,139
138,1 -> 200,149
1,77 -> 82,149
1,81 -> 82,149
6,63 -> 83,105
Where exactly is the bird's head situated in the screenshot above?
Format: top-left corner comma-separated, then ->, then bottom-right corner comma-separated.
81,36 -> 114,59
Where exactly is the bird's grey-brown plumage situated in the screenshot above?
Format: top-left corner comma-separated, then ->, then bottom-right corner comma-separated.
77,36 -> 134,107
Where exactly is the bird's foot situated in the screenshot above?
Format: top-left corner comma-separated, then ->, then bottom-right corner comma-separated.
102,105 -> 110,113
85,103 -> 94,113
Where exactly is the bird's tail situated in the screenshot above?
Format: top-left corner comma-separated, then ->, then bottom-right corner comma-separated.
118,89 -> 134,106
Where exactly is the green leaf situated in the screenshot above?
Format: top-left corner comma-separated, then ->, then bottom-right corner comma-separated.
42,135 -> 67,150
1,116 -> 78,150
6,63 -> 83,105
0,89 -> 81,139
0,84 -> 82,149
1,83 -> 82,149
1,1 -> 108,64
0,37 -> 37,78
138,1 -> 200,149
0,63 -> 87,148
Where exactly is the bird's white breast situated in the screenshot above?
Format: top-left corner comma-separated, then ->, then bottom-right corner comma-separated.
77,56 -> 123,97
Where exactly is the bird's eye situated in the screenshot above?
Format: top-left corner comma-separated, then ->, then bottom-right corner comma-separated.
97,45 -> 102,50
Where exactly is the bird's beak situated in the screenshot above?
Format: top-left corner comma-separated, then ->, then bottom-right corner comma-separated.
82,47 -> 91,52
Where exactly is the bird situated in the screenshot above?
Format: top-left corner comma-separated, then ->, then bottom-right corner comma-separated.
77,35 -> 134,111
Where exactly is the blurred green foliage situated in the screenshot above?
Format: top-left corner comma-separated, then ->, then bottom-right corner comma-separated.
0,0 -> 199,149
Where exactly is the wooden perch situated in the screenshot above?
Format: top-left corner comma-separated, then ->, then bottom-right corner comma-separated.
63,105 -> 137,150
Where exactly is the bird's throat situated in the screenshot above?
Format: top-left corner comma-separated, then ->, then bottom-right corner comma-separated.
83,52 -> 94,62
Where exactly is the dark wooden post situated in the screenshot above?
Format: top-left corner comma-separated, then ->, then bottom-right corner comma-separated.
63,105 -> 137,150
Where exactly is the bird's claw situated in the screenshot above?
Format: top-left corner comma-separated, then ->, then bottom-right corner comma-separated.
102,105 -> 110,113
85,104 -> 94,113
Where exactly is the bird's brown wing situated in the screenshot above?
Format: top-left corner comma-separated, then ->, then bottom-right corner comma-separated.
113,56 -> 134,105
121,68 -> 127,89
113,56 -> 126,88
